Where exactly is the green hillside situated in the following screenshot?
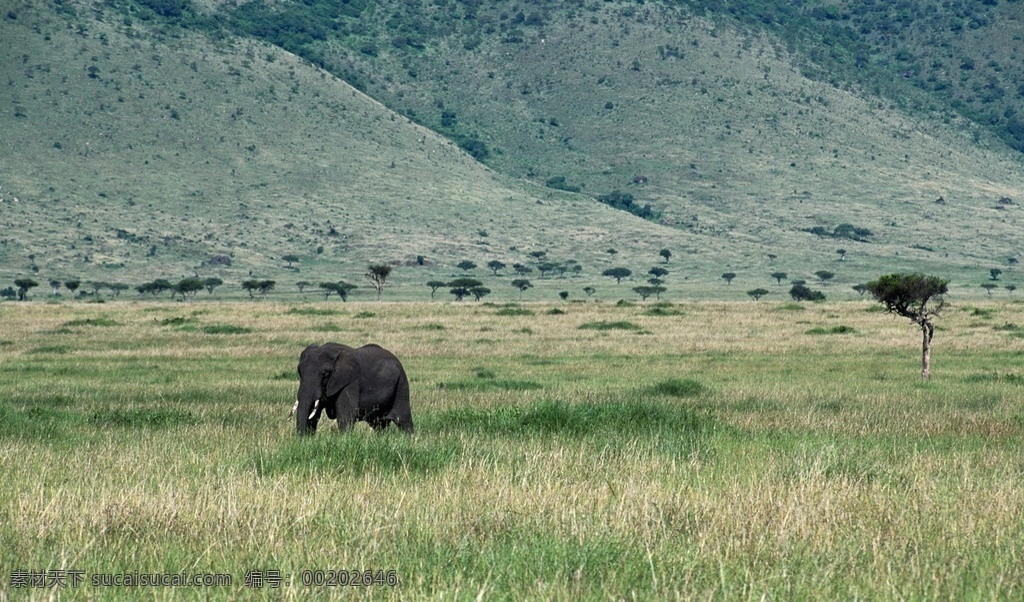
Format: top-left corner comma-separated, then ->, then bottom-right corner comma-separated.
3,0 -> 1024,301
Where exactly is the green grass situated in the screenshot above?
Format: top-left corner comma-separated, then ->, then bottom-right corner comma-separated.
2,300 -> 1023,599
805,324 -> 858,335
201,324 -> 254,335
578,320 -> 644,331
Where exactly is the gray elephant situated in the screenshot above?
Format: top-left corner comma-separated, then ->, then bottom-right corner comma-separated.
291,343 -> 414,435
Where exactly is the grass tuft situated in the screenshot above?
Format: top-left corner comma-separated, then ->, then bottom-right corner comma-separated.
805,325 -> 857,335
776,303 -> 806,311
63,317 -> 119,327
287,307 -> 343,316
496,306 -> 535,316
201,324 -> 253,334
578,320 -> 643,331
647,378 -> 707,398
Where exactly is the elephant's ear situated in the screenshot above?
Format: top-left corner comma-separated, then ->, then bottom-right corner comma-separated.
325,351 -> 359,398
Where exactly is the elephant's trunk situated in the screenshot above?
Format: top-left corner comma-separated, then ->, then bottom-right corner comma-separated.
295,397 -> 320,435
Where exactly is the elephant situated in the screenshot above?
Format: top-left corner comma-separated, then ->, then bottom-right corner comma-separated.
291,343 -> 414,435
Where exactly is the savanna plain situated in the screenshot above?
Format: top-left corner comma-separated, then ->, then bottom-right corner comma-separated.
1,299 -> 1023,600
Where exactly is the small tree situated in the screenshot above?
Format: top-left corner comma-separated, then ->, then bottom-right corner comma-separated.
318,282 -> 355,301
837,248 -> 847,262
1006,284 -> 1018,296
14,278 -> 38,301
747,288 -> 769,301
771,271 -> 788,285
427,280 -> 446,299
789,283 -> 825,302
721,272 -> 736,285
205,277 -> 224,294
241,279 -> 260,299
469,286 -> 491,301
559,291 -> 569,302
65,279 -> 81,296
295,280 -> 310,293
282,254 -> 300,268
257,280 -> 276,298
449,278 -> 482,301
815,270 -> 835,285
864,273 -> 948,380
513,263 -> 533,276
852,283 -> 868,296
990,268 -> 1002,281
511,279 -> 533,299
981,282 -> 998,296
336,281 -> 357,302
173,277 -> 204,300
49,279 -> 62,295
649,266 -> 669,280
366,264 -> 392,301
659,249 -> 672,263
583,286 -> 596,298
537,262 -> 559,279
109,283 -> 128,297
487,260 -> 506,276
457,260 -> 477,273
602,267 -> 632,284
633,285 -> 665,301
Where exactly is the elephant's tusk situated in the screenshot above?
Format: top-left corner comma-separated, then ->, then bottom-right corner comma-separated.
308,398 -> 320,420
290,399 -> 299,417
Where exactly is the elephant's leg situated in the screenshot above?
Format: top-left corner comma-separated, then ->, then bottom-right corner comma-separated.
335,386 -> 359,432
368,417 -> 391,432
387,373 -> 414,433
386,406 -> 414,433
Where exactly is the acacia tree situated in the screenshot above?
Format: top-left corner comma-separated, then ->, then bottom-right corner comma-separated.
659,249 -> 672,263
511,279 -> 533,299
602,267 -> 631,284
319,281 -> 357,301
426,280 -> 446,299
14,278 -> 38,301
448,278 -> 482,301
487,260 -> 506,276
865,273 -> 948,380
173,277 -> 205,300
366,264 -> 392,301
771,271 -> 788,285
469,286 -> 491,301
205,277 -> 224,294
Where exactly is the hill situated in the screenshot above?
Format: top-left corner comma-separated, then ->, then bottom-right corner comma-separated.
0,1 -> 685,300
3,0 -> 1024,301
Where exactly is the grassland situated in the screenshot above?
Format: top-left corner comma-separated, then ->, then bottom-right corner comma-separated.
2,299 -> 1023,599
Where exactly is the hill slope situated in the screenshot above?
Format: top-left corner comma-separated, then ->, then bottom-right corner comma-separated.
3,0 -> 1024,300
0,1 -> 688,298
